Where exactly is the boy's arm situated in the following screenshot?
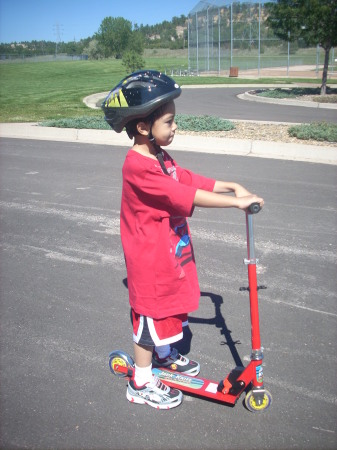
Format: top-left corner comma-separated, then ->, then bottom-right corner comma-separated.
194,188 -> 264,211
213,181 -> 252,197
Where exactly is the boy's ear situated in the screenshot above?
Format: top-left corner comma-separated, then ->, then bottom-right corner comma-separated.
136,121 -> 150,136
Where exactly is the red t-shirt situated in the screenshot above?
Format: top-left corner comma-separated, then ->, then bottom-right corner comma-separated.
120,149 -> 216,319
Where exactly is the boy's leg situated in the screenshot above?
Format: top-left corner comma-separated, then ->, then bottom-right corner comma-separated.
134,342 -> 153,367
152,317 -> 200,376
133,342 -> 153,386
127,325 -> 183,409
153,344 -> 171,359
174,320 -> 193,355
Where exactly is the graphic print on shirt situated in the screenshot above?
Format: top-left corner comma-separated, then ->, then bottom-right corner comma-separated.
170,216 -> 193,277
173,220 -> 190,258
166,165 -> 178,181
165,156 -> 194,275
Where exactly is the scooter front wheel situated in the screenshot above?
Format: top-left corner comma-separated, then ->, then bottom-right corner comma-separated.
245,389 -> 272,412
109,350 -> 134,378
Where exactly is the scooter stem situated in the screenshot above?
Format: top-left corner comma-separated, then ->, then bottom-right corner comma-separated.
245,208 -> 262,353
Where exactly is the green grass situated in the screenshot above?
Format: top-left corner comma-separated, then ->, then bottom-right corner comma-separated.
0,60 -> 124,122
1,58 -> 335,123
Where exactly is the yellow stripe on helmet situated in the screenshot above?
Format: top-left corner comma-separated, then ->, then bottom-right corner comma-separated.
105,88 -> 128,108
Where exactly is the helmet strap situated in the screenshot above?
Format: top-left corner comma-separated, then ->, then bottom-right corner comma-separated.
148,125 -> 169,176
148,130 -> 155,143
156,150 -> 169,176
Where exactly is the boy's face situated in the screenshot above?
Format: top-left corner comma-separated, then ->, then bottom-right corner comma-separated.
151,101 -> 177,147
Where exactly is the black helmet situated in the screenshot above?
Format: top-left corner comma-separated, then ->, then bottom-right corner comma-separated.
102,70 -> 181,133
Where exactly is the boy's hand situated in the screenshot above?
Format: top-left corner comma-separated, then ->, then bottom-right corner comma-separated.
236,195 -> 264,211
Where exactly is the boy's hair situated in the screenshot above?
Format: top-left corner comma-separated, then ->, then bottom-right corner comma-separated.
125,103 -> 169,140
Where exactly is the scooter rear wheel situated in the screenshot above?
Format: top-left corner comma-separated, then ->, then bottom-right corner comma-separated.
245,389 -> 272,412
109,350 -> 134,378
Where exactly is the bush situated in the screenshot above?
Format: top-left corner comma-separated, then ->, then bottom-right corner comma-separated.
41,116 -> 110,130
41,115 -> 236,132
257,87 -> 318,98
288,122 -> 337,142
256,87 -> 337,101
175,114 -> 235,132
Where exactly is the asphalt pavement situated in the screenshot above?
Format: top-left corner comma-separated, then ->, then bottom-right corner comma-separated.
0,137 -> 336,450
175,86 -> 337,123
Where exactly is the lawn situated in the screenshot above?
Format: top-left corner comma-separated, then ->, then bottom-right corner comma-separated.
1,56 -> 335,123
0,60 -> 125,122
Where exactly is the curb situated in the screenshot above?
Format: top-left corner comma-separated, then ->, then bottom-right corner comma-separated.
237,90 -> 337,110
1,123 -> 336,165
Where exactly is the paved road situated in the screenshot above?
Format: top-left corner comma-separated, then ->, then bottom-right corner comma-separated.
175,87 -> 337,123
1,138 -> 336,450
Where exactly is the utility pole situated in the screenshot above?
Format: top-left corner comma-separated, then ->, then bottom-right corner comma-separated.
53,23 -> 63,57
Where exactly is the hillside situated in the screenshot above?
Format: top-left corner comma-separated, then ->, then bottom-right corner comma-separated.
0,15 -> 188,57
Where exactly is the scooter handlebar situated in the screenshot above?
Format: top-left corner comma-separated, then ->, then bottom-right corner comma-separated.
247,202 -> 261,214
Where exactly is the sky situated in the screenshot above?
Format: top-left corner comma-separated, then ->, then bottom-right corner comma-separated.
0,0 -> 200,44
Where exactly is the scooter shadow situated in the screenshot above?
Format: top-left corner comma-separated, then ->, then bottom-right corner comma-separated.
122,280 -> 249,407
176,291 -> 244,368
122,279 -> 243,368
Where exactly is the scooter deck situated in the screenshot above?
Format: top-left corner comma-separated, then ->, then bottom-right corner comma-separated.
110,352 -> 249,406
152,367 -> 239,405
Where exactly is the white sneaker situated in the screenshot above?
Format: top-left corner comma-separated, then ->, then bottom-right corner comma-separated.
127,376 -> 183,409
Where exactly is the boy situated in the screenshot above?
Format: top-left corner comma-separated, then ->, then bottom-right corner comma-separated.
102,70 -> 264,409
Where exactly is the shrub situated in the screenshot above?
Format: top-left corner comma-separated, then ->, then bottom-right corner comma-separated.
288,122 -> 337,142
175,114 -> 235,132
257,87 -> 318,98
41,115 -> 236,132
41,116 -> 110,130
256,87 -> 337,101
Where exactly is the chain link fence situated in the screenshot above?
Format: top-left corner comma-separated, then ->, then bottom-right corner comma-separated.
187,0 -> 336,77
0,54 -> 88,63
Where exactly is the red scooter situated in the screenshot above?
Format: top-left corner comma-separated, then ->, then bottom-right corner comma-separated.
109,203 -> 272,412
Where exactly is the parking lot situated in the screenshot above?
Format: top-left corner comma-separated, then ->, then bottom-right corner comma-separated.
1,137 -> 336,449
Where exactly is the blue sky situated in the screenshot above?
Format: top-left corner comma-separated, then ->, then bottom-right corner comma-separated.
0,0 -> 199,43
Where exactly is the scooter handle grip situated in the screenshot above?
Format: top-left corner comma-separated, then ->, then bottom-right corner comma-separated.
248,202 -> 261,214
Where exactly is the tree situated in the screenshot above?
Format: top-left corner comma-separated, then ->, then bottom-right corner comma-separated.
83,39 -> 104,60
127,30 -> 145,54
95,17 -> 132,58
266,0 -> 337,95
122,30 -> 145,72
122,50 -> 145,73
